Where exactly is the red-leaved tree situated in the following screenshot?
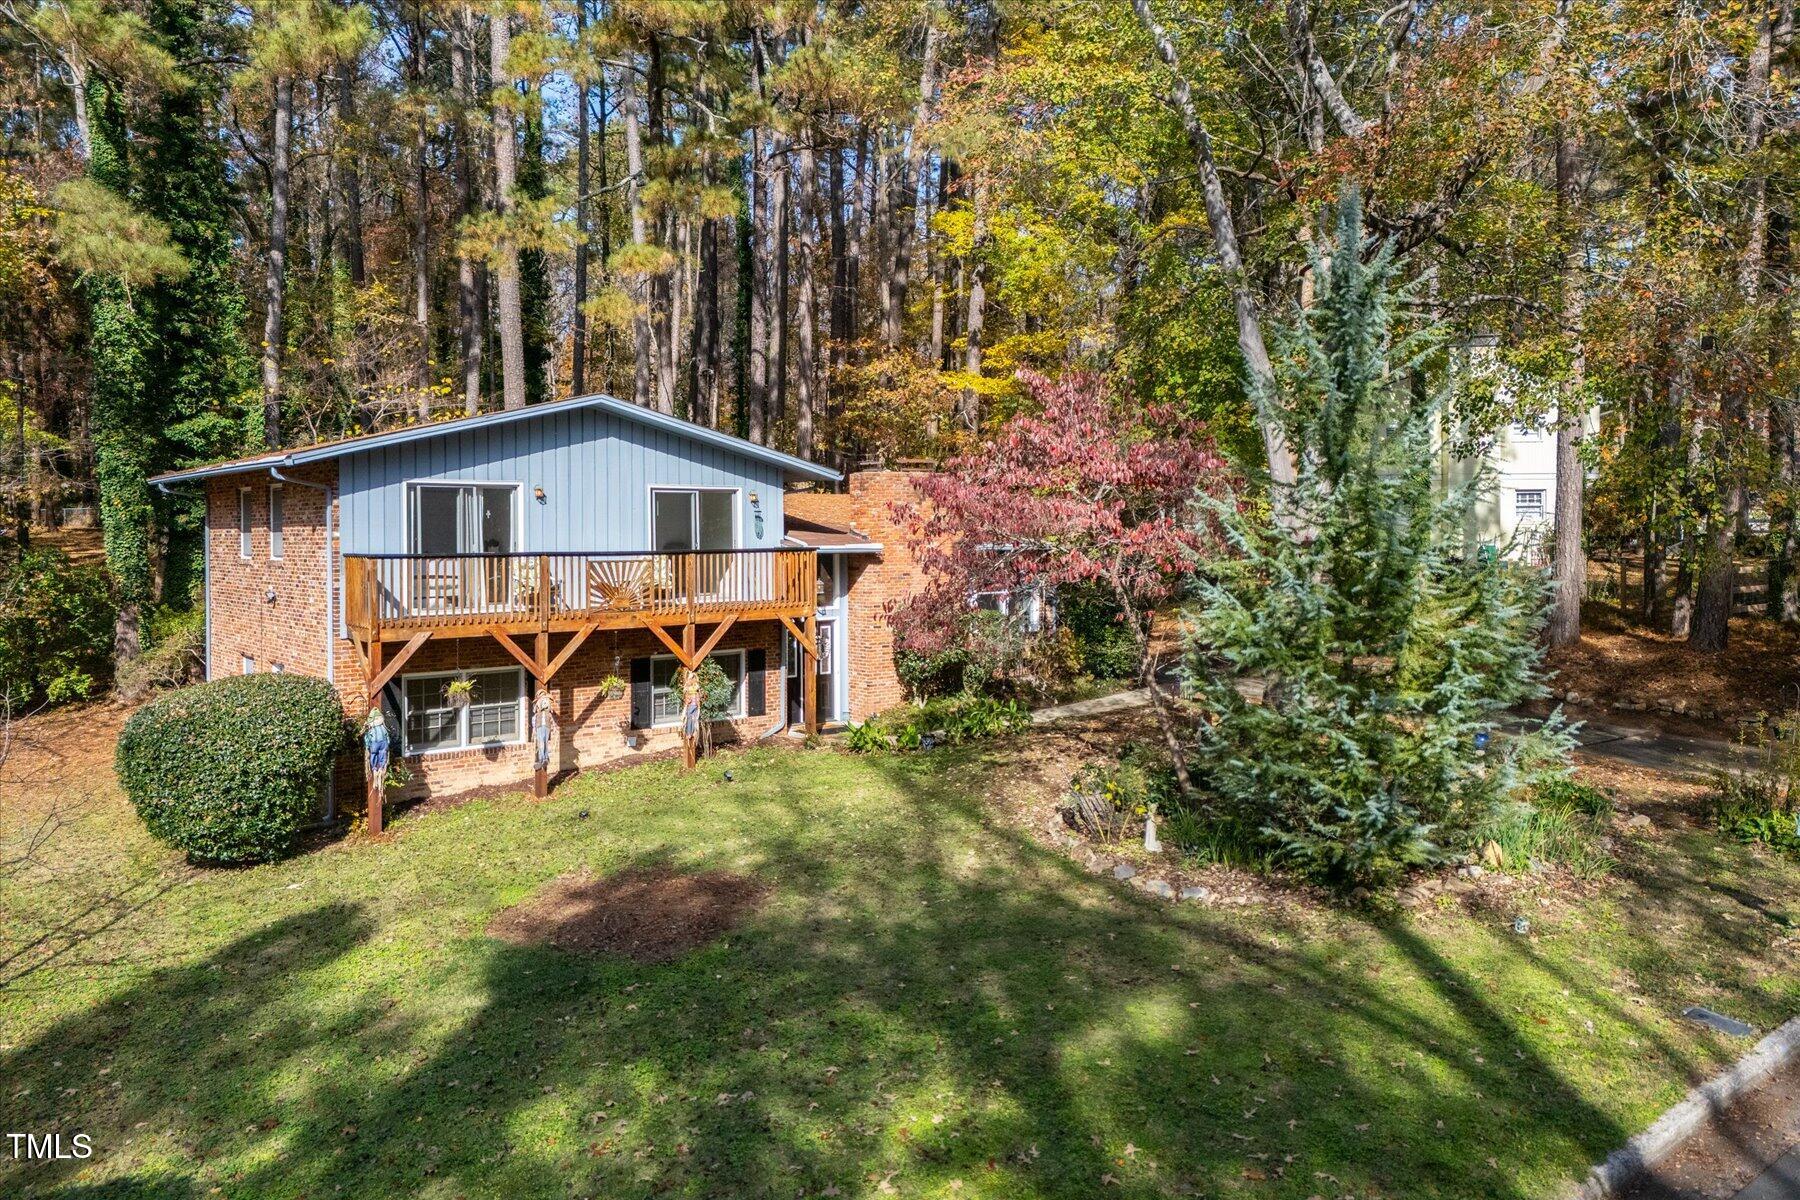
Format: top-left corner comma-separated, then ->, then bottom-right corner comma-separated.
894,371 -> 1236,792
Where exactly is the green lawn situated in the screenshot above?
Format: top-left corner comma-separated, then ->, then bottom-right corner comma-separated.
3,733 -> 1798,1199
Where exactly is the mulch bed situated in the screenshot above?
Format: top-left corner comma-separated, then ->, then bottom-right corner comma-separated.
486,866 -> 769,963
1540,602 -> 1800,738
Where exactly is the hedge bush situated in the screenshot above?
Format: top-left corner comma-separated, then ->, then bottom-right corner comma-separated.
0,545 -> 116,706
117,673 -> 348,864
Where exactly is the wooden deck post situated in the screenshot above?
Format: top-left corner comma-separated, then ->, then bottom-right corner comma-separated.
803,612 -> 819,736
534,631 -> 550,798
366,639 -> 384,836
682,621 -> 698,768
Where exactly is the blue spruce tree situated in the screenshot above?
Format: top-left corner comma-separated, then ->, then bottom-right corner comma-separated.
1185,194 -> 1572,889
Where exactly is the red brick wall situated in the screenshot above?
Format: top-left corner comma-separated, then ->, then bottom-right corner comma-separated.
787,470 -> 934,720
204,463 -> 345,686
206,465 -> 786,803
375,620 -> 784,799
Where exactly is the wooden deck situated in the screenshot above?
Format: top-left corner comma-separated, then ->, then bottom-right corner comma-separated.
342,548 -> 817,641
344,549 -> 822,829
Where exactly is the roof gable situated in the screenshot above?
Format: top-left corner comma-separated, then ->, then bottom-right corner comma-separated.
150,393 -> 840,486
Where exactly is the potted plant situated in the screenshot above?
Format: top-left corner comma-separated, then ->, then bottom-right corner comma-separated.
598,674 -> 627,702
444,677 -> 475,709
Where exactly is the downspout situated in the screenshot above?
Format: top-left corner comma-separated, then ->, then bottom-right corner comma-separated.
270,466 -> 338,821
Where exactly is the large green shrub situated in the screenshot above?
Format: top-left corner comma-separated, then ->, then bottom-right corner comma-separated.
117,673 -> 347,864
0,546 -> 116,706
1058,583 -> 1142,680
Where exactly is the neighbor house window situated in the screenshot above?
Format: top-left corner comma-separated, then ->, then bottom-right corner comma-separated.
970,587 -> 1044,633
1515,489 -> 1546,521
650,650 -> 745,726
268,484 -> 284,559
242,654 -> 255,674
401,667 -> 526,754
238,488 -> 252,559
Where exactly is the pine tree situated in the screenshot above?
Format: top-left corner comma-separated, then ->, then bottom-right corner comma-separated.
1185,195 -> 1571,890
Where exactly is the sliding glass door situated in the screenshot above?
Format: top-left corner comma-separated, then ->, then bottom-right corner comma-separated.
408,484 -> 518,611
651,489 -> 735,552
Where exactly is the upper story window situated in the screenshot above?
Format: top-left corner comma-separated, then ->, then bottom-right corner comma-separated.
268,484 -> 284,559
409,483 -> 517,556
652,488 -> 735,552
238,488 -> 253,559
1515,489 -> 1547,521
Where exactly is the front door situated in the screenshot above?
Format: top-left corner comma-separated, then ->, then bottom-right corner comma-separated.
786,618 -> 835,726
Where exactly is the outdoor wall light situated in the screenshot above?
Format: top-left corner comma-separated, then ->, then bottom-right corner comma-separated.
533,486 -> 546,503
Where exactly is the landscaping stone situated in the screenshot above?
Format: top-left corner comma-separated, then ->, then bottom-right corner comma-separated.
1112,863 -> 1137,881
1179,886 -> 1212,902
1138,879 -> 1175,899
1456,864 -> 1485,879
1626,813 -> 1654,831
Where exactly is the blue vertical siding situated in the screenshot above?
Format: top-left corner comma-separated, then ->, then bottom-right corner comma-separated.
338,407 -> 789,553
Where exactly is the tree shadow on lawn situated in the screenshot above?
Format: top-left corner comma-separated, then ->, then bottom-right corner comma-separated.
1,745 -> 1738,1199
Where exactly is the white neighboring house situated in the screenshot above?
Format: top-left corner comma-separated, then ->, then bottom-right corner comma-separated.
1439,338 -> 1599,565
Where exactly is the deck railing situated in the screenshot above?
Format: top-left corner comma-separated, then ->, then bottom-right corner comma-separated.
342,548 -> 817,637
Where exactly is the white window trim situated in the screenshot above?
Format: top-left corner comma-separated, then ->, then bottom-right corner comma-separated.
1514,489 -> 1547,520
403,480 -> 524,556
399,665 -> 528,756
268,482 -> 284,560
646,485 -> 742,551
648,648 -> 747,727
238,487 -> 253,560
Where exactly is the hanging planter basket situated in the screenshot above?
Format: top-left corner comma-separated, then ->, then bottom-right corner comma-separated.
598,674 -> 627,702
444,678 -> 476,710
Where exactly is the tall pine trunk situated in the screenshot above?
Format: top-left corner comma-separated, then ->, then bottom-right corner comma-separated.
794,128 -> 819,459
1690,0 -> 1778,651
1548,129 -> 1586,647
623,69 -> 653,408
261,73 -> 292,448
489,8 -> 527,411
571,2 -> 591,395
882,26 -> 940,351
410,14 -> 431,404
454,5 -> 485,415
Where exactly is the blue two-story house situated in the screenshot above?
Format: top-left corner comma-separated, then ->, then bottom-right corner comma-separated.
152,394 -> 912,827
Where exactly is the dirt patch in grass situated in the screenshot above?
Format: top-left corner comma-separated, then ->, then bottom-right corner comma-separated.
486,866 -> 769,963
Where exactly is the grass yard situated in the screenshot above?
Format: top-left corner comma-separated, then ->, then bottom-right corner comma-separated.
3,713 -> 1799,1200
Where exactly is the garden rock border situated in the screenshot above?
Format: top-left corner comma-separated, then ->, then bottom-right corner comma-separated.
1571,1015 -> 1800,1198
1038,811 -> 1263,908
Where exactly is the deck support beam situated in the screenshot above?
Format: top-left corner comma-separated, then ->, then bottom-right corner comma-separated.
363,630 -> 432,837
803,613 -> 819,736
534,632 -> 550,798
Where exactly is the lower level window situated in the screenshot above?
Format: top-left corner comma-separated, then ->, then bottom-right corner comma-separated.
651,651 -> 745,726
1515,489 -> 1546,521
402,667 -> 525,754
